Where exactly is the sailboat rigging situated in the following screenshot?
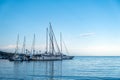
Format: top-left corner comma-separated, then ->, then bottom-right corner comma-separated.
9,23 -> 74,61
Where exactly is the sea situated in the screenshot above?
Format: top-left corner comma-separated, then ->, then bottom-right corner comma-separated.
0,56 -> 120,80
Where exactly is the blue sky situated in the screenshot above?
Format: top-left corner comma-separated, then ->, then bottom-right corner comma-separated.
1,0 -> 120,56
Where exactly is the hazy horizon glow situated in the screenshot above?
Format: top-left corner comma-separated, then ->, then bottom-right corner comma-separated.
1,0 -> 120,56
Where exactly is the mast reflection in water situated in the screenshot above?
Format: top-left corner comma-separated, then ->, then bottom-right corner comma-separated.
13,61 -> 62,80
2,57 -> 120,80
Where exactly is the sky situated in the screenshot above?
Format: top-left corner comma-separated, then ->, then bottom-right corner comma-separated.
1,0 -> 120,56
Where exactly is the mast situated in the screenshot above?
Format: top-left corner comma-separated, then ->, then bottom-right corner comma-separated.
31,34 -> 35,55
49,22 -> 61,55
22,36 -> 26,54
60,32 -> 62,53
63,41 -> 69,55
49,23 -> 54,55
50,25 -> 60,54
49,24 -> 51,54
15,34 -> 19,54
46,28 -> 48,53
51,27 -> 54,55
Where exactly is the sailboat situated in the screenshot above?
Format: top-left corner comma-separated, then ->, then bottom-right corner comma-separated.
9,23 -> 74,61
29,23 -> 74,61
9,35 -> 29,61
9,34 -> 23,61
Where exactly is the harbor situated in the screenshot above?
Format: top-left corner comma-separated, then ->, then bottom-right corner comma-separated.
1,0 -> 120,80
1,23 -> 74,61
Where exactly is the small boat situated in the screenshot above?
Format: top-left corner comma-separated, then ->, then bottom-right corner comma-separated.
9,55 -> 22,61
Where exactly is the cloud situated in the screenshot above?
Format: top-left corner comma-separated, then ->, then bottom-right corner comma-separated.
80,32 -> 95,37
0,45 -> 16,50
0,44 -> 46,53
66,44 -> 120,56
0,45 -> 17,52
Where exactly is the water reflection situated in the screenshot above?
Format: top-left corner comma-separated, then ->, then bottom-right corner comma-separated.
3,57 -> 120,80
13,61 -> 62,80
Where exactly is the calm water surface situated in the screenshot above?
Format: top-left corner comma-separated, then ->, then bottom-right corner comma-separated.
1,56 -> 120,80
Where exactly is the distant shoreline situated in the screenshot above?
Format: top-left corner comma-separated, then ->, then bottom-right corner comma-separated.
0,51 -> 14,59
